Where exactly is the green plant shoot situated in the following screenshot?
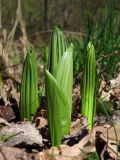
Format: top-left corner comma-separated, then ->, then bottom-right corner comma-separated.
46,44 -> 73,147
45,26 -> 73,146
81,42 -> 96,129
49,25 -> 66,74
20,48 -> 38,121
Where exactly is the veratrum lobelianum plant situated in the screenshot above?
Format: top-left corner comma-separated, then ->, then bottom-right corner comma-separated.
81,42 -> 96,129
20,48 -> 38,121
45,26 -> 73,147
48,25 -> 66,74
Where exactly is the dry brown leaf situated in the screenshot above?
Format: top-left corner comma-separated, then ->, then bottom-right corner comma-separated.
60,144 -> 81,157
36,123 -> 120,160
99,80 -> 106,93
110,73 -> 120,107
10,87 -> 20,104
83,124 -> 120,159
98,125 -> 120,158
72,84 -> 80,105
99,74 -> 120,105
0,153 -> 4,160
36,117 -> 48,129
73,124 -> 120,159
0,121 -> 43,147
37,152 -> 51,160
5,64 -> 22,83
0,117 -> 10,127
36,147 -> 59,160
36,128 -> 95,160
0,105 -> 16,121
0,83 -> 9,106
0,146 -> 27,160
0,78 -> 20,105
70,118 -> 88,135
36,146 -> 84,160
75,131 -> 95,149
101,90 -> 111,101
70,119 -> 82,135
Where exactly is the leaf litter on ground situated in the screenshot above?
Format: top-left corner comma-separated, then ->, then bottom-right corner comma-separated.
0,72 -> 120,159
0,119 -> 43,147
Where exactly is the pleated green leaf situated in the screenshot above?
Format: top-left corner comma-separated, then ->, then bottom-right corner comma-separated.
54,44 -> 73,130
49,26 -> 66,74
45,70 -> 69,147
20,49 -> 38,121
81,42 -> 96,129
45,44 -> 73,146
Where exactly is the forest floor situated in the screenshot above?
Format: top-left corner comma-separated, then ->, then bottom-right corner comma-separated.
0,40 -> 120,160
